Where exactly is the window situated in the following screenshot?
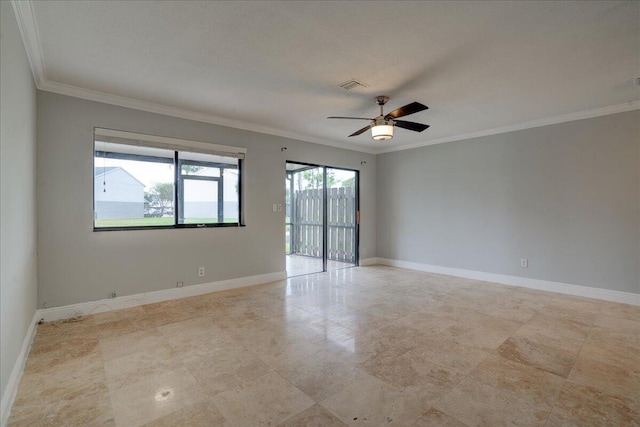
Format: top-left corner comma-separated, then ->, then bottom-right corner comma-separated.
93,128 -> 244,230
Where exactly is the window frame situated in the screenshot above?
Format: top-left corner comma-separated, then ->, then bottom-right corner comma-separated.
93,130 -> 245,232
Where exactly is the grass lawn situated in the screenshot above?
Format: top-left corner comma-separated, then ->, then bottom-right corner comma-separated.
95,217 -> 239,227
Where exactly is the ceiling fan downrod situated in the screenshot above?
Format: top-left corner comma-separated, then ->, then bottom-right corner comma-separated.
376,95 -> 389,116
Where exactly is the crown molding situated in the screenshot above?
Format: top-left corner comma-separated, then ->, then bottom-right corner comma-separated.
376,100 -> 640,154
10,0 -> 46,87
34,80 -> 640,159
38,80 -> 378,155
12,0 -> 638,157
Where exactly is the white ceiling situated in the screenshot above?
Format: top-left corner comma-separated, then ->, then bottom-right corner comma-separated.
16,1 -> 640,153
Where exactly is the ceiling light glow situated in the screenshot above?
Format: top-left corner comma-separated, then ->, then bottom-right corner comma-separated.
371,124 -> 393,141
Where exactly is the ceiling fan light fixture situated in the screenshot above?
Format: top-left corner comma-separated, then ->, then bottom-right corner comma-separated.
328,96 -> 428,140
371,119 -> 394,141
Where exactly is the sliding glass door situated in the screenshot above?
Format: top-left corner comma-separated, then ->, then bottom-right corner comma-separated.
326,167 -> 357,269
285,162 -> 358,277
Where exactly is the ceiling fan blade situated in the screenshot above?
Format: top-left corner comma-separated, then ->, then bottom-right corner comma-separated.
394,120 -> 430,132
348,125 -> 371,137
385,102 -> 428,120
328,116 -> 374,120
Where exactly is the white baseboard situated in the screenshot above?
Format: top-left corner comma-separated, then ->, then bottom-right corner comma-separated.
372,258 -> 640,306
1,311 -> 40,427
359,257 -> 379,266
38,271 -> 287,322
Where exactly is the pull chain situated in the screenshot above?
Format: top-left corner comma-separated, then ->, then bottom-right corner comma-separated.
103,143 -> 107,192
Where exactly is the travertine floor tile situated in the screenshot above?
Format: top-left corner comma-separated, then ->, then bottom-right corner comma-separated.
579,331 -> 640,371
298,319 -> 355,348
411,408 -> 468,427
185,343 -> 271,396
351,323 -> 427,364
9,393 -> 115,427
32,318 -> 98,346
103,343 -> 182,391
26,334 -> 100,374
359,335 -> 488,404
593,313 -> 640,336
140,299 -> 200,328
212,371 -> 315,426
360,350 -> 466,404
511,315 -> 590,352
568,355 -> 640,412
320,372 -> 430,425
476,297 -> 540,323
275,350 -> 365,402
440,311 -> 522,352
537,297 -> 601,325
267,305 -> 325,326
468,354 -> 565,406
434,377 -> 551,426
599,301 -> 640,322
496,335 -> 577,377
392,308 -> 462,335
408,334 -> 490,375
43,392 -> 116,427
14,352 -> 107,406
141,398 -> 226,427
90,306 -> 147,325
109,367 -> 205,427
278,404 -> 347,427
326,309 -> 390,334
546,380 -> 640,426
209,298 -> 285,329
8,266 -> 640,426
98,328 -> 168,362
157,316 -> 239,363
7,403 -> 54,427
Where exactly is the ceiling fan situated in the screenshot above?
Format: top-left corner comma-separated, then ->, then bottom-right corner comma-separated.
328,96 -> 429,141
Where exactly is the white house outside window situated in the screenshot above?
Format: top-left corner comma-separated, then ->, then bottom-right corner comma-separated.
93,128 -> 245,230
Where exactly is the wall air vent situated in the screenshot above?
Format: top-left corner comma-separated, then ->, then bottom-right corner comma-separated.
339,79 -> 369,91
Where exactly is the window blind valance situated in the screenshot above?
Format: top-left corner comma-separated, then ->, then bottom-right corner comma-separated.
94,128 -> 246,159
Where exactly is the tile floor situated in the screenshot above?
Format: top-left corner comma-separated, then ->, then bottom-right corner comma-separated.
7,266 -> 640,426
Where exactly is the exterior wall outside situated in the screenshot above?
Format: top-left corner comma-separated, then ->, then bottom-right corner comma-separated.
94,169 -> 144,203
95,201 -> 144,220
0,1 -> 39,405
377,110 -> 640,295
94,168 -> 144,219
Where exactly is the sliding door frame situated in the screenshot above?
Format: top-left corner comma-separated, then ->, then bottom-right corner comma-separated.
286,160 -> 360,272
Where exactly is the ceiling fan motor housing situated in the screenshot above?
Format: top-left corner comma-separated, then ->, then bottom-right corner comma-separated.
376,95 -> 389,106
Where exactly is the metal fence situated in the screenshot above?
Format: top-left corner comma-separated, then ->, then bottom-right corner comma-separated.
289,186 -> 356,263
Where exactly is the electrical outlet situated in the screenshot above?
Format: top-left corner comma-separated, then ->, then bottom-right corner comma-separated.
177,281 -> 184,288
198,267 -> 205,277
520,258 -> 528,268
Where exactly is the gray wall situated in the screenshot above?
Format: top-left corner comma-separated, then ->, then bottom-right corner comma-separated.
377,110 -> 640,294
37,92 -> 376,308
0,1 -> 39,405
